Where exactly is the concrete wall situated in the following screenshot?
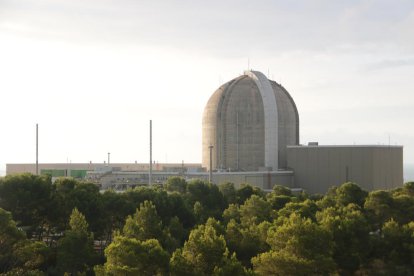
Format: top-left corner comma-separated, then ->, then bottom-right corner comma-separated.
202,75 -> 266,171
6,163 -> 203,175
286,145 -> 403,194
271,81 -> 300,169
210,171 -> 294,190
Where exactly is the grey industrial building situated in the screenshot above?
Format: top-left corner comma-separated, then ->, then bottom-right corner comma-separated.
6,70 -> 404,194
201,70 -> 403,193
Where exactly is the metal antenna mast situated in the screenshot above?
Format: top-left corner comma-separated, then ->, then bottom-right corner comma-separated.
149,120 -> 152,186
36,123 -> 39,175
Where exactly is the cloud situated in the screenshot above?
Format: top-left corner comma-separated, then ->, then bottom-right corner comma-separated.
365,58 -> 414,71
1,0 -> 414,57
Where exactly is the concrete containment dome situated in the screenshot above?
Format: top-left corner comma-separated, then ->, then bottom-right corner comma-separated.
202,70 -> 299,172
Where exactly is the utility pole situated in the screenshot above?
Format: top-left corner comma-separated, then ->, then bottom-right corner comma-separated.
108,152 -> 110,165
149,120 -> 152,186
209,145 -> 213,183
36,123 -> 38,175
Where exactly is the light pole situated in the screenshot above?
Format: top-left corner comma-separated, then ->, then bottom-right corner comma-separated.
149,120 -> 152,186
209,145 -> 213,183
36,123 -> 38,175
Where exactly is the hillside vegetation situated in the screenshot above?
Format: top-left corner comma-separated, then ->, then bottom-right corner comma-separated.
1,174 -> 414,275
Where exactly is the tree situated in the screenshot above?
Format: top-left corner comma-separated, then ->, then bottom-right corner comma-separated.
0,174 -> 52,234
186,179 -> 226,219
235,184 -> 263,205
277,199 -> 319,221
213,253 -> 251,276
165,176 -> 187,194
239,195 -> 272,225
253,213 -> 336,275
170,224 -> 234,276
218,182 -> 237,205
47,179 -> 104,237
123,200 -> 162,241
97,236 -> 169,275
0,208 -> 49,274
166,192 -> 196,229
364,190 -> 394,228
100,189 -> 131,243
377,219 -> 414,273
0,208 -> 26,272
222,204 -> 240,224
225,219 -> 269,267
391,194 -> 414,224
193,201 -> 208,224
271,185 -> 292,196
266,193 -> 292,211
334,182 -> 367,207
316,204 -> 370,273
11,240 -> 50,273
167,216 -> 186,246
253,250 -> 315,275
56,208 -> 96,275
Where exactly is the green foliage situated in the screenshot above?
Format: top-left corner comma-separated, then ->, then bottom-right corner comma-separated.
379,220 -> 414,271
235,184 -> 263,204
193,201 -> 208,224
11,240 -> 50,273
335,182 -> 368,207
272,185 -> 292,196
266,194 -> 292,210
240,195 -> 272,225
99,236 -> 169,275
100,189 -> 132,242
123,200 -> 162,241
69,208 -> 89,233
55,208 -> 95,275
170,224 -> 230,276
225,220 -> 270,267
364,190 -> 394,227
0,208 -> 26,272
222,204 -> 240,224
3,173 -> 414,274
186,179 -> 226,219
391,194 -> 414,224
277,199 -> 319,221
165,176 -> 187,194
259,213 -> 336,275
316,204 -> 370,273
253,250 -> 315,275
0,208 -> 49,274
218,182 -> 237,205
213,253 -> 251,276
0,174 -> 51,230
48,179 -> 104,238
168,216 -> 186,245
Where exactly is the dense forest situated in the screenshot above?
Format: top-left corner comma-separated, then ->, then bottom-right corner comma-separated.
1,174 -> 414,275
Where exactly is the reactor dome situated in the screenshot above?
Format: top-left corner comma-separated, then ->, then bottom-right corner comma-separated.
202,70 -> 299,172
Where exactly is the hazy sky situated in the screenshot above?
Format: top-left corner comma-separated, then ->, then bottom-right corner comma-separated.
1,0 -> 414,175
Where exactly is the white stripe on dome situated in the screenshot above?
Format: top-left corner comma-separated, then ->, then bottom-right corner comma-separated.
244,70 -> 278,170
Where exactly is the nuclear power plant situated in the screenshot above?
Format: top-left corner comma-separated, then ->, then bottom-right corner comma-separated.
201,70 -> 403,193
202,70 -> 299,171
6,70 -> 404,194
